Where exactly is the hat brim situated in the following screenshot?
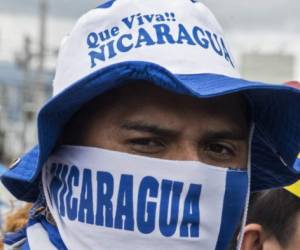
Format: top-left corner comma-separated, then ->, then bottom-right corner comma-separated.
2,61 -> 300,201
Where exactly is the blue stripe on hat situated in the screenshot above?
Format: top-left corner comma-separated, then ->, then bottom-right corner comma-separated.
215,170 -> 248,250
96,0 -> 116,9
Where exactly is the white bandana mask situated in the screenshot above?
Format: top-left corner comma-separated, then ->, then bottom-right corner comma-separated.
42,145 -> 250,250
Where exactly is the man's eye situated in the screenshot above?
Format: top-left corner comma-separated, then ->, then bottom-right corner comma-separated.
208,144 -> 231,154
205,143 -> 235,160
127,138 -> 165,154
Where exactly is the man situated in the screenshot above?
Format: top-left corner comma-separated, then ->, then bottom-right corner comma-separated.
1,0 -> 300,249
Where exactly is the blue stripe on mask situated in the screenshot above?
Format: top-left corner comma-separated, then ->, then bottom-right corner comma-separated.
215,170 -> 248,250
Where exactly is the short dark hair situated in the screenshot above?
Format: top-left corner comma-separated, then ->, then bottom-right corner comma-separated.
229,188 -> 300,249
247,189 -> 300,246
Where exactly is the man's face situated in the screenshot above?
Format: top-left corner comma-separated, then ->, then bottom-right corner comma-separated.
63,82 -> 249,169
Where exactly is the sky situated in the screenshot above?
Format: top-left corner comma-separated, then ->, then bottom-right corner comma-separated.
1,0 -> 299,31
0,0 -> 299,68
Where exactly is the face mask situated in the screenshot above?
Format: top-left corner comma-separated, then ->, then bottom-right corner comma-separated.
42,145 -> 250,250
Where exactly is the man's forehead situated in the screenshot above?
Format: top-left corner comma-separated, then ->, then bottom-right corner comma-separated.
101,81 -> 248,110
87,81 -> 250,133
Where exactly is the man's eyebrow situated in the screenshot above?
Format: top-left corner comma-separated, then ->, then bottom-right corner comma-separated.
202,129 -> 248,141
121,121 -> 248,140
121,121 -> 179,137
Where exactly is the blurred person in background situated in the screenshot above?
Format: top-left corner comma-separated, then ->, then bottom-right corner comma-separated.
0,164 -> 7,232
0,165 -> 6,176
1,1 -> 300,250
285,81 -> 300,90
0,165 -> 27,249
229,180 -> 300,250
0,204 -> 32,250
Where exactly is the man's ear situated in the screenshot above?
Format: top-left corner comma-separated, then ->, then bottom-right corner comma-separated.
240,224 -> 264,250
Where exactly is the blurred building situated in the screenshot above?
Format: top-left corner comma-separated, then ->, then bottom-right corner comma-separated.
240,53 -> 295,83
0,61 -> 53,163
230,32 -> 300,83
